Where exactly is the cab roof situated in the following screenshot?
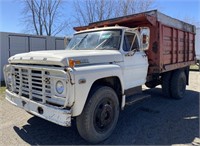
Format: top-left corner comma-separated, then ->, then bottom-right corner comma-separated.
75,26 -> 129,34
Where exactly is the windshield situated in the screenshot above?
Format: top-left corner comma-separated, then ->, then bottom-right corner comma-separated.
66,30 -> 121,50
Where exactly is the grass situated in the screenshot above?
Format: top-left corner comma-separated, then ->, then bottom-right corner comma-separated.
0,86 -> 6,101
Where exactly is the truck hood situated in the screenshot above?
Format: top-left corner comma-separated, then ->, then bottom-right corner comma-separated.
8,50 -> 123,67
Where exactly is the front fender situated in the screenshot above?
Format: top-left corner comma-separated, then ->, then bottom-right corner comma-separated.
71,64 -> 124,117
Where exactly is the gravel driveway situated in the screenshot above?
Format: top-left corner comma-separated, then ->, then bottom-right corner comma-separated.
0,71 -> 199,145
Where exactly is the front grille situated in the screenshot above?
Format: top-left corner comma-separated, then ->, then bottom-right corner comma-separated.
11,65 -> 66,107
14,68 -> 50,102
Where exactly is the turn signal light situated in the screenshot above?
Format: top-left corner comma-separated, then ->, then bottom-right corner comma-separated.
68,59 -> 81,68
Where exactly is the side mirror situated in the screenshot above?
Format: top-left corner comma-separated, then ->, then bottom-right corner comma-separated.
142,34 -> 148,44
140,27 -> 150,51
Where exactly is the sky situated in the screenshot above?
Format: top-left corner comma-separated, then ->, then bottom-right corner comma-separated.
0,0 -> 200,37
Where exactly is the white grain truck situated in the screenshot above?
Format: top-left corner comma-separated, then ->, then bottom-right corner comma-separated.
4,10 -> 196,143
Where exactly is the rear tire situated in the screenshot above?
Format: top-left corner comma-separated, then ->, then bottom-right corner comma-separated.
162,72 -> 172,98
170,70 -> 186,99
76,86 -> 119,143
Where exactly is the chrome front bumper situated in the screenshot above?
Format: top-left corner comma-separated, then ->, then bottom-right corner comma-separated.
5,89 -> 71,127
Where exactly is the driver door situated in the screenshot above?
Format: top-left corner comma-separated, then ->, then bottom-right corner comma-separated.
122,31 -> 148,90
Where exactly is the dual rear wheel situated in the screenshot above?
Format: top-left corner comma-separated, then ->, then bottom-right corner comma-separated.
162,70 -> 187,99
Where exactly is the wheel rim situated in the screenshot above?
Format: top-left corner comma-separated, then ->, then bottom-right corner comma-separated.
93,98 -> 115,133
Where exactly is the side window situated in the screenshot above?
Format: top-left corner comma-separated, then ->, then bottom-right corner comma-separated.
123,33 -> 139,52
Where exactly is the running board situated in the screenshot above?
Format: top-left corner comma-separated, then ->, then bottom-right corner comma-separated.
125,93 -> 151,106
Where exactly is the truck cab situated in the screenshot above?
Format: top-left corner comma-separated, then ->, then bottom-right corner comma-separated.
66,26 -> 149,90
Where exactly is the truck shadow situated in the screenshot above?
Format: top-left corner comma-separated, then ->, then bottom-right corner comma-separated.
13,88 -> 199,145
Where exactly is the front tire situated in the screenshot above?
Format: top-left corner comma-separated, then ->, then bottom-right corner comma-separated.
76,86 -> 119,143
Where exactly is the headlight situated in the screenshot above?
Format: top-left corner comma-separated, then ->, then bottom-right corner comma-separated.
55,81 -> 64,94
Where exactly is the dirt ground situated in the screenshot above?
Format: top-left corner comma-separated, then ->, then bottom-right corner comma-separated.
0,71 -> 199,145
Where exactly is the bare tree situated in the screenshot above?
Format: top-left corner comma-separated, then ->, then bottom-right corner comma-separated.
21,0 -> 68,36
73,0 -> 115,26
73,0 -> 155,26
114,0 -> 155,17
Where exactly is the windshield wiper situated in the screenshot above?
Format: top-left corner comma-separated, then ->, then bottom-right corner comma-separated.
94,39 -> 108,50
71,34 -> 88,50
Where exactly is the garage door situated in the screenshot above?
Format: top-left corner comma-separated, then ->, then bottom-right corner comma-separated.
56,39 -> 64,50
30,37 -> 46,51
9,36 -> 28,56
